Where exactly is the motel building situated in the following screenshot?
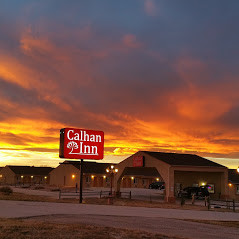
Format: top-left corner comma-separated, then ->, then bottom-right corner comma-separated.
114,151 -> 229,202
0,166 -> 54,185
49,161 -> 117,188
48,151 -> 234,203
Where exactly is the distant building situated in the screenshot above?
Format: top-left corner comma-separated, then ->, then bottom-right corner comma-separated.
228,169 -> 239,200
0,166 -> 54,185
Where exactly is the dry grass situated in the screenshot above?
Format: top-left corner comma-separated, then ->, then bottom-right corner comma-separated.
84,197 -> 207,211
0,192 -> 208,211
183,219 -> 239,228
0,218 -> 183,239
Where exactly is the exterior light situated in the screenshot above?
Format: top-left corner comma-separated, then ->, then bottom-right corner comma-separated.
110,165 -> 114,169
115,168 -> 118,173
91,175 -> 94,179
103,175 -> 106,179
21,175 -> 24,178
72,174 -> 75,179
237,167 -> 239,173
156,178 -> 159,181
44,176 -> 47,179
201,182 -> 206,186
31,176 -> 34,179
0,175 -> 2,178
106,169 -> 109,173
131,177 -> 134,180
229,183 -> 232,187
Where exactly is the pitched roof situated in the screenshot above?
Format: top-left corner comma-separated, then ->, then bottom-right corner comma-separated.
62,161 -> 116,174
142,151 -> 226,167
228,169 -> 239,184
8,166 -> 54,175
122,167 -> 160,177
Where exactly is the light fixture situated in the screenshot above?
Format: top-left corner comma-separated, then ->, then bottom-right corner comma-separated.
103,175 -> 106,179
44,176 -> 47,179
237,167 -> 239,173
110,165 -> 114,169
115,168 -> 118,173
106,169 -> 109,173
21,175 -> 24,178
229,183 -> 232,187
201,182 -> 206,186
31,176 -> 34,178
131,177 -> 134,180
72,174 -> 75,179
91,175 -> 94,179
156,178 -> 159,181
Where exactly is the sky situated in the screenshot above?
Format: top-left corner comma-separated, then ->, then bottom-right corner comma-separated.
0,0 -> 239,168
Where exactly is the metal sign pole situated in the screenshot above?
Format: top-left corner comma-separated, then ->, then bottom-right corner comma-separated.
79,159 -> 83,203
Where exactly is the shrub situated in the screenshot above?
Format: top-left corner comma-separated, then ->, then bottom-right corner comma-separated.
0,186 -> 13,195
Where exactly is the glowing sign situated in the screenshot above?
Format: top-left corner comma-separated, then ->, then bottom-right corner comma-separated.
59,128 -> 104,160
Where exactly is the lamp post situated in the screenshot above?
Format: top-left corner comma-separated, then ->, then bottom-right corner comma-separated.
106,165 -> 118,195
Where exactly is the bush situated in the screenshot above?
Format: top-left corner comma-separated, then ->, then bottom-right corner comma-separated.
0,186 -> 13,195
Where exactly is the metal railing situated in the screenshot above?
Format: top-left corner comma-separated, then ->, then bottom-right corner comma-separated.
208,199 -> 239,212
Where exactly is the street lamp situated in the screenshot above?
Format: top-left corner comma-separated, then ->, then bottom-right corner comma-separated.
106,165 -> 118,195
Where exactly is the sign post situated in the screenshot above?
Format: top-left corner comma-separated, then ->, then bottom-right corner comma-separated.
59,128 -> 104,203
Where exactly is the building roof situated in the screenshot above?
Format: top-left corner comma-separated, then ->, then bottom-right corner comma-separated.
62,161 -> 116,174
122,167 -> 160,177
7,166 -> 54,175
142,151 -> 226,168
228,169 -> 239,184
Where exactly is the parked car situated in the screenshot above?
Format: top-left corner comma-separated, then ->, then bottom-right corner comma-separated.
149,182 -> 165,190
178,186 -> 209,199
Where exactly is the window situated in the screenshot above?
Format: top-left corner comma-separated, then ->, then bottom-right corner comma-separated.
133,178 -> 138,184
236,185 -> 239,195
86,176 -> 91,183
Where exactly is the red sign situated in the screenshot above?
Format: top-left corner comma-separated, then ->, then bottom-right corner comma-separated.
133,156 -> 144,167
59,128 -> 104,160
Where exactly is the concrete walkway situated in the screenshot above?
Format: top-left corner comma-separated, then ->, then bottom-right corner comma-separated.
0,200 -> 238,221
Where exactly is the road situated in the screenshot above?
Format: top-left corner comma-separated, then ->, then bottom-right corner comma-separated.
0,200 -> 239,239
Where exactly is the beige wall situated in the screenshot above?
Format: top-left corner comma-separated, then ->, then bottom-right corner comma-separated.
49,164 -> 113,189
228,184 -> 239,200
0,166 -> 16,185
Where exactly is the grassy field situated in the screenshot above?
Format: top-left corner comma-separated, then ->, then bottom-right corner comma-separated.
0,218 -> 182,239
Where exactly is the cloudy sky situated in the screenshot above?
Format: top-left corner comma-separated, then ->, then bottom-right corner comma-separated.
0,0 -> 239,168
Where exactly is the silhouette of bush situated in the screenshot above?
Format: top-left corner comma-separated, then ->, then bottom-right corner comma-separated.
0,186 -> 13,195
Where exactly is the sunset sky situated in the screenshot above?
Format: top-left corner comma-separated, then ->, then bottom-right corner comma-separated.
0,1 -> 239,168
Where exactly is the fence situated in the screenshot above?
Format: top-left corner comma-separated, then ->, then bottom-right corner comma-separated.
59,190 -> 132,200
208,199 -> 239,212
